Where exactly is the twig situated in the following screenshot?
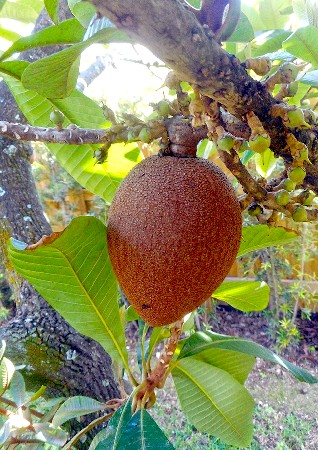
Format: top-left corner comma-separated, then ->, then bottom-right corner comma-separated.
133,319 -> 184,411
0,120 -> 166,146
0,396 -> 44,419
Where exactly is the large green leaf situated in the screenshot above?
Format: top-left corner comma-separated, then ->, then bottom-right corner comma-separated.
44,0 -> 59,24
68,0 -> 96,28
283,26 -> 318,68
33,423 -> 68,447
52,396 -> 106,427
91,400 -> 133,450
255,149 -> 277,178
0,340 -> 5,361
0,27 -> 21,43
259,0 -> 291,30
178,331 -> 318,384
8,216 -> 128,367
3,72 -> 141,203
300,69 -> 318,88
241,4 -> 264,32
0,357 -> 15,397
188,348 -> 255,384
0,0 -> 43,23
172,359 -> 254,448
228,12 -> 254,43
0,19 -> 86,62
252,30 -> 292,57
21,27 -> 131,98
213,280 -> 270,312
90,399 -> 174,450
8,371 -> 26,408
238,224 -> 299,257
116,410 -> 174,450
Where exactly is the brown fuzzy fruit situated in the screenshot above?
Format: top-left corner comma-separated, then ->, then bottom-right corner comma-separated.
107,155 -> 242,327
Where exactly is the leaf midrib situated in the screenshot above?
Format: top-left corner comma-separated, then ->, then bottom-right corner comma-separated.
173,362 -> 243,439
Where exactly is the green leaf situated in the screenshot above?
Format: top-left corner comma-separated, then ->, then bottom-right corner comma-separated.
213,280 -> 270,312
33,422 -> 68,446
241,4 -> 264,32
0,61 -> 29,79
8,216 -> 128,367
27,385 -> 46,403
186,346 -> 255,384
91,399 -> 132,449
178,331 -> 318,384
115,410 -> 175,450
300,70 -> 318,88
0,360 -> 7,397
228,12 -> 254,43
183,0 -> 201,9
0,357 -> 15,396
0,0 -> 43,23
172,359 -> 254,448
52,396 -> 106,427
44,0 -> 59,24
0,27 -> 21,43
252,30 -> 292,57
21,27 -> 131,98
0,341 -> 5,361
283,26 -> 318,68
0,19 -> 86,62
240,149 -> 254,164
68,0 -> 96,28
8,371 -> 26,408
146,326 -> 167,361
90,400 -> 173,450
238,224 -> 299,258
3,74 -> 141,202
126,305 -> 140,322
255,148 -> 277,178
259,0 -> 291,30
0,420 -> 11,446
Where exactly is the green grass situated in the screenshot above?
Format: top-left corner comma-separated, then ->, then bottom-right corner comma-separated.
152,397 -> 314,449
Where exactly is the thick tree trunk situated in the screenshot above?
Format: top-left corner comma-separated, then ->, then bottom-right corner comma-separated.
0,2 -> 120,444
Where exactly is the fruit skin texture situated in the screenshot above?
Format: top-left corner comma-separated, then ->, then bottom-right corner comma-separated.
107,155 -> 242,327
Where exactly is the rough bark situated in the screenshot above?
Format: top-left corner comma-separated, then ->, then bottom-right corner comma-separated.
89,0 -> 318,192
0,1 -> 120,443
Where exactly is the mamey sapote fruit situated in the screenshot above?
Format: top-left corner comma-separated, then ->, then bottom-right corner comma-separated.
107,154 -> 242,327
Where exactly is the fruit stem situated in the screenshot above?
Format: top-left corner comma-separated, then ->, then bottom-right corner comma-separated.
141,323 -> 149,378
131,319 -> 184,411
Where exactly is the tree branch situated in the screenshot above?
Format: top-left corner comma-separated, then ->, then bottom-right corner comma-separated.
88,0 -> 318,193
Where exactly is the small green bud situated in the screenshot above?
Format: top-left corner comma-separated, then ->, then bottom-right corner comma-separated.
248,204 -> 263,217
94,143 -> 110,164
164,71 -> 181,91
138,127 -> 151,143
287,81 -> 298,97
285,109 -> 311,129
299,148 -> 311,164
249,134 -> 271,153
280,62 -> 299,83
282,178 -> 296,192
292,206 -> 308,222
299,190 -> 316,206
289,166 -> 306,184
217,134 -> 234,151
275,190 -> 290,206
157,100 -> 171,117
50,109 -> 65,127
